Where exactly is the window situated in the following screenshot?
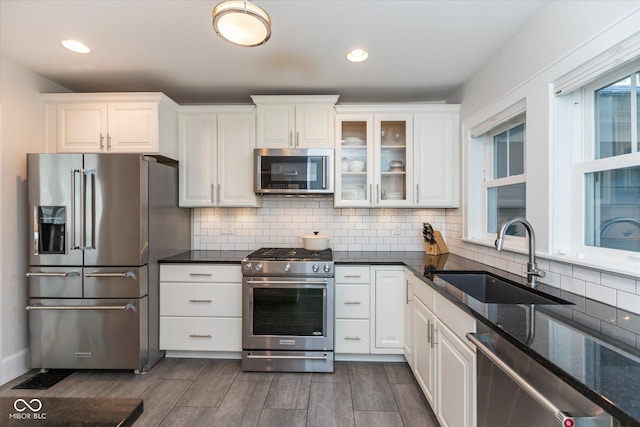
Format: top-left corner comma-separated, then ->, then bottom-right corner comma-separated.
553,58 -> 640,266
484,120 -> 527,237
583,69 -> 640,253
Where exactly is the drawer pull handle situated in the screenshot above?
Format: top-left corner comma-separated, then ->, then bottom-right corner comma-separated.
343,275 -> 362,278
189,273 -> 213,277
344,301 -> 362,305
189,299 -> 212,303
189,334 -> 212,338
344,336 -> 362,341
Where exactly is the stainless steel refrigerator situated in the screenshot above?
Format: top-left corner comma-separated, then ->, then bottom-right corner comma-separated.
26,153 -> 190,373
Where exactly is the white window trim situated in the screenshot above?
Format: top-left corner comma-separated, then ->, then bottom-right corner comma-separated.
551,59 -> 640,275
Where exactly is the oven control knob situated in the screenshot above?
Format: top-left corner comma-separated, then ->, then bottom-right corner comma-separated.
255,263 -> 263,272
284,262 -> 291,272
243,263 -> 252,272
323,264 -> 332,273
312,264 -> 320,272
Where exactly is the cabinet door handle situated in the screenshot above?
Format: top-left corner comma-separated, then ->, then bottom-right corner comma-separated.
343,300 -> 361,305
416,184 -> 420,204
99,133 -> 105,151
189,299 -> 212,303
211,184 -> 216,203
296,131 -> 300,147
188,334 -> 212,338
106,133 -> 112,152
344,336 -> 362,341
405,279 -> 410,304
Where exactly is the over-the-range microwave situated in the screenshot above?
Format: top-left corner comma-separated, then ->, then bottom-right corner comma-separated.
254,148 -> 334,195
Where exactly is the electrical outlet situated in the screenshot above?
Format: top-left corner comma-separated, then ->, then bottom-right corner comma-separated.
221,225 -> 233,235
392,226 -> 401,236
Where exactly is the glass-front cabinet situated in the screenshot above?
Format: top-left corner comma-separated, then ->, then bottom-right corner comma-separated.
335,112 -> 413,207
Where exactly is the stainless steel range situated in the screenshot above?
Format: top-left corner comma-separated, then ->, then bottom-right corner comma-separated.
241,248 -> 334,373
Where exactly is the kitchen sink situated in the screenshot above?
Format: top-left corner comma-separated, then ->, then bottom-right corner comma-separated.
434,271 -> 571,305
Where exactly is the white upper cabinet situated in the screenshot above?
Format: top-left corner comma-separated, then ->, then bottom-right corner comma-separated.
335,104 -> 459,208
178,106 -> 261,208
414,107 -> 460,207
43,93 -> 179,159
252,95 -> 339,148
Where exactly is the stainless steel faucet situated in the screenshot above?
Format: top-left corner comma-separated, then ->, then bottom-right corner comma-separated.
495,217 -> 546,288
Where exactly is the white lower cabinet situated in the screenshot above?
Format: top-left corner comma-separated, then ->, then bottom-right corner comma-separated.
371,267 -> 405,353
159,264 -> 242,353
406,273 -> 477,427
334,266 -> 371,354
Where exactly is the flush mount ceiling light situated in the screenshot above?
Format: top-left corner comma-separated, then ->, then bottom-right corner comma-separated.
346,48 -> 369,63
212,0 -> 271,47
60,39 -> 91,53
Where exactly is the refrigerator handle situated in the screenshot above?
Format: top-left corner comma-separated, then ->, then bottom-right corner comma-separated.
82,169 -> 96,250
70,169 -> 82,250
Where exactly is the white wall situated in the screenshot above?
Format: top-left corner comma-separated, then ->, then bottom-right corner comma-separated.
193,198 -> 445,252
0,57 -> 69,384
445,2 -> 640,314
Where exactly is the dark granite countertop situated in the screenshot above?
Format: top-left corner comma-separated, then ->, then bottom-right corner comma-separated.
0,397 -> 142,426
160,250 -> 640,426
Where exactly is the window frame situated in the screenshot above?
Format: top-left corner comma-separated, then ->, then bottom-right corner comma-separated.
479,117 -> 527,244
566,61 -> 640,262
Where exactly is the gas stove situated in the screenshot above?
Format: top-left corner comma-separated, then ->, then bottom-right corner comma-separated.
241,247 -> 334,276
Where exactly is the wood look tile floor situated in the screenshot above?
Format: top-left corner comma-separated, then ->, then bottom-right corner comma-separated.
0,359 -> 440,427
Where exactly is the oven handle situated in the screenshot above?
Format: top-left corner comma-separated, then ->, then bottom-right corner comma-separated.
245,353 -> 328,361
246,280 -> 329,285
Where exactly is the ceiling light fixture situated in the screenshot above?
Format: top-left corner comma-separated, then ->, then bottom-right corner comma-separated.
346,48 -> 369,63
61,39 -> 91,54
212,0 -> 271,47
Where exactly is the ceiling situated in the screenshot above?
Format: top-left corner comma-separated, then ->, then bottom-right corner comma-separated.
0,0 -> 550,104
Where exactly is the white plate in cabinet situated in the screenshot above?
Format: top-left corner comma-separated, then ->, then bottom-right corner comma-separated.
335,285 -> 370,319
160,283 -> 241,317
335,319 -> 370,354
335,266 -> 370,283
160,264 -> 242,283
160,317 -> 242,352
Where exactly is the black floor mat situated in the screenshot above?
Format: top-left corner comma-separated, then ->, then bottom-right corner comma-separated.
12,370 -> 74,390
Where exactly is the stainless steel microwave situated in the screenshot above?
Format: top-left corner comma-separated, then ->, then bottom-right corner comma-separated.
254,148 -> 334,195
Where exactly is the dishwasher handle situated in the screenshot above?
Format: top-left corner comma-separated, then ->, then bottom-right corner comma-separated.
467,333 -> 610,427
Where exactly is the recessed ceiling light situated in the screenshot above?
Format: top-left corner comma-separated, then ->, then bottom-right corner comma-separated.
346,48 -> 369,63
61,39 -> 91,54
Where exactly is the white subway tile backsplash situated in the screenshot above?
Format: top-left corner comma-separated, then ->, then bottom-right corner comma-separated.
617,291 -> 640,315
585,282 -> 617,306
601,273 -> 637,294
573,267 -> 601,284
561,276 -> 586,296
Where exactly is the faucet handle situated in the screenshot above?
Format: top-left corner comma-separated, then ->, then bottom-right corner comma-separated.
526,268 -> 546,279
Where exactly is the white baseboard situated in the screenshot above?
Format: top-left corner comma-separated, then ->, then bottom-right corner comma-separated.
0,348 -> 29,386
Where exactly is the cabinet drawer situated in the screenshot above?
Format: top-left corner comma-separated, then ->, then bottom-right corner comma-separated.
160,317 -> 242,351
436,293 -> 476,347
335,285 -> 370,319
335,266 -> 370,283
335,319 -> 370,354
413,278 -> 436,312
160,264 -> 241,283
160,283 -> 241,317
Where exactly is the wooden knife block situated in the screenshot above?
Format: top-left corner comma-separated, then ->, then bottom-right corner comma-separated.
425,231 -> 449,255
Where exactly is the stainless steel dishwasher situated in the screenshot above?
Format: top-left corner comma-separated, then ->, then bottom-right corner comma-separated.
467,330 -> 616,427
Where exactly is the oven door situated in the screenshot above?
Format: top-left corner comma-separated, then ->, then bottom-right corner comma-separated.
254,148 -> 334,194
243,276 -> 334,351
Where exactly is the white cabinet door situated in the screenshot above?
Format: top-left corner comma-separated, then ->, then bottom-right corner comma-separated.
403,273 -> 416,369
414,296 -> 437,407
107,103 -> 159,153
178,114 -> 216,206
255,104 -> 295,148
436,321 -> 476,427
57,103 -> 108,152
334,111 -> 413,207
413,111 -> 460,207
216,112 -> 260,206
371,268 -> 404,353
178,108 -> 260,207
253,95 -> 338,148
295,104 -> 335,148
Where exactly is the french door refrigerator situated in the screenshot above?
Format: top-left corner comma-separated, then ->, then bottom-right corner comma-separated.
26,153 -> 190,373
